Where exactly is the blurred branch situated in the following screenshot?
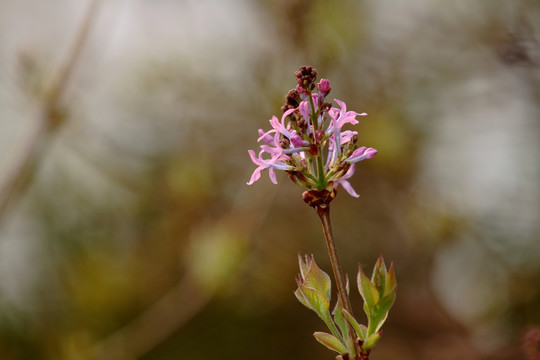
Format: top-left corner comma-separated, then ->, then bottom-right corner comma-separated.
84,180 -> 281,360
90,274 -> 209,360
0,0 -> 102,227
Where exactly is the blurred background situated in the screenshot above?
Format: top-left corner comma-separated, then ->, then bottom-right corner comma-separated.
0,0 -> 539,359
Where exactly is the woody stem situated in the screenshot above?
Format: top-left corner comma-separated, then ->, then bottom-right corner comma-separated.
316,204 -> 364,359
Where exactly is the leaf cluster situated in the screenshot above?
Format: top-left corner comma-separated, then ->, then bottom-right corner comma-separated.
295,254 -> 397,358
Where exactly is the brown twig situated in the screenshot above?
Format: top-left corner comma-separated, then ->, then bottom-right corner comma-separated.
316,205 -> 352,315
316,204 -> 365,360
0,0 -> 102,228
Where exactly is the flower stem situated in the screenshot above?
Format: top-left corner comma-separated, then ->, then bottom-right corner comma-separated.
307,89 -> 318,132
316,204 -> 365,359
316,156 -> 326,188
306,90 -> 327,188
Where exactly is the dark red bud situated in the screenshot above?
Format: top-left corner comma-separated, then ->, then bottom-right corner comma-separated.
295,66 -> 318,90
321,102 -> 332,112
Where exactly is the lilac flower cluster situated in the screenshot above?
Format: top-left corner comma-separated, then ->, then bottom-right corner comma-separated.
247,66 -> 377,200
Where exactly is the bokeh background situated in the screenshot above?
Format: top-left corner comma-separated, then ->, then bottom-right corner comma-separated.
0,0 -> 539,359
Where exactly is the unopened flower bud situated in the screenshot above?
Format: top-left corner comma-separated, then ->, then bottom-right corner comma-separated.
346,147 -> 378,163
295,84 -> 306,95
298,101 -> 310,120
281,104 -> 295,113
312,93 -> 319,105
297,118 -> 308,131
290,134 -> 304,148
321,102 -> 332,112
287,170 -> 312,187
317,78 -> 331,96
295,66 -> 318,90
284,89 -> 300,108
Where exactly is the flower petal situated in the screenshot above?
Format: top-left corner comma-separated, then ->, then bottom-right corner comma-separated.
268,168 -> 278,184
337,179 -> 360,198
247,167 -> 262,185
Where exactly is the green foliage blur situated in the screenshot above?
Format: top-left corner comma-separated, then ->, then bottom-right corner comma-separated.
0,0 -> 539,359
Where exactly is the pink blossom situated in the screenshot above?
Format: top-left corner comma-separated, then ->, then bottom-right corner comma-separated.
326,130 -> 359,167
247,150 -> 293,185
258,108 -> 297,143
247,67 -> 378,200
346,147 -> 377,163
334,164 -> 360,198
329,99 -> 365,132
340,130 -> 357,145
299,101 -> 310,120
290,134 -> 305,148
311,93 -> 319,106
258,129 -> 274,145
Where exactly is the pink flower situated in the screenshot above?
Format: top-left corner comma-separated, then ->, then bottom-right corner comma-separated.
334,164 -> 360,198
247,67 -> 378,201
311,93 -> 319,106
328,99 -> 365,133
258,129 -> 274,145
258,108 -> 297,144
326,130 -> 359,167
327,100 -> 366,154
346,147 -> 378,163
299,101 -> 310,120
340,130 -> 357,144
247,150 -> 293,185
290,134 -> 305,148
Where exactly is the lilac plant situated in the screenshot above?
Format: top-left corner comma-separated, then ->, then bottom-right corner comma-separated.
247,66 -> 396,360
247,67 -> 377,200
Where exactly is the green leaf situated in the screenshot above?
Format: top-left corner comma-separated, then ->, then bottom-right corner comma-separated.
371,292 -> 396,333
377,292 -> 396,317
294,288 -> 313,311
363,301 -> 371,319
303,256 -> 332,301
296,282 -> 341,341
384,262 -> 397,297
371,255 -> 387,295
298,254 -> 310,280
332,304 -> 349,341
299,286 -> 330,318
363,332 -> 381,350
342,309 -> 367,341
345,333 -> 357,358
313,332 -> 348,354
357,268 -> 379,309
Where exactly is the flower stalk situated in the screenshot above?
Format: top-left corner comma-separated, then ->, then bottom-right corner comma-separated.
316,203 -> 364,359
